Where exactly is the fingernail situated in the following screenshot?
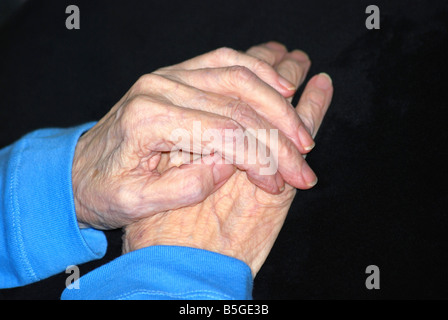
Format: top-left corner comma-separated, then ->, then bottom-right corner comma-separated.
275,172 -> 285,192
316,73 -> 332,90
278,76 -> 296,91
298,124 -> 315,151
301,161 -> 318,187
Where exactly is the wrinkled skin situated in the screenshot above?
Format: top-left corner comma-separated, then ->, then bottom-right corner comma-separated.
72,43 -> 320,230
123,42 -> 333,277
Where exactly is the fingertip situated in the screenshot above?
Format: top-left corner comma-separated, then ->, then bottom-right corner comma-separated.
315,72 -> 333,90
278,75 -> 297,92
298,124 -> 315,154
305,73 -> 333,93
275,172 -> 285,193
246,173 -> 281,195
264,41 -> 288,52
280,158 -> 318,190
304,141 -> 316,152
212,161 -> 236,185
301,161 -> 318,188
289,49 -> 311,63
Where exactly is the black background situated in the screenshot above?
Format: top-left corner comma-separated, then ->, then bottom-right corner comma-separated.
0,0 -> 447,299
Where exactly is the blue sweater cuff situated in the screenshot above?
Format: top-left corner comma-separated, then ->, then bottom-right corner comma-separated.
61,246 -> 253,300
1,123 -> 107,287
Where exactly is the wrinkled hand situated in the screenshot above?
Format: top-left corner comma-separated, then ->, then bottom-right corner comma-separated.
72,45 -> 317,230
123,42 -> 334,277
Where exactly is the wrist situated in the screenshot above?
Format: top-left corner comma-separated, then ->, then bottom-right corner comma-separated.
71,131 -> 96,229
122,218 -> 162,254
122,214 -> 243,264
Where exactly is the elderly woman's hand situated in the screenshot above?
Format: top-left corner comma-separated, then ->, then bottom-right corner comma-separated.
72,44 -> 318,230
123,42 -> 333,277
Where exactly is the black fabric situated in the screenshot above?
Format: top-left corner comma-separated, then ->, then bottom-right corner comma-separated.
0,0 -> 447,299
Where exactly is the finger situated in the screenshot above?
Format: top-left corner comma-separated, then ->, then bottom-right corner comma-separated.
135,75 -> 316,190
246,47 -> 311,103
246,41 -> 288,66
275,50 -> 311,99
161,46 -> 297,98
154,67 -> 315,154
295,73 -> 333,138
122,93 -> 287,193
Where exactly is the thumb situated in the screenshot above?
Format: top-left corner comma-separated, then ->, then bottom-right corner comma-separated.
141,154 -> 235,214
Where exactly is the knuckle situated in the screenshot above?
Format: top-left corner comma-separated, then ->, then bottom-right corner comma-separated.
182,174 -> 209,203
123,94 -> 147,120
229,101 -> 258,127
247,45 -> 265,56
121,95 -> 158,132
132,73 -> 163,94
227,65 -> 256,86
152,66 -> 170,75
135,73 -> 155,89
137,73 -> 155,84
251,56 -> 273,74
214,46 -> 238,59
114,185 -> 141,215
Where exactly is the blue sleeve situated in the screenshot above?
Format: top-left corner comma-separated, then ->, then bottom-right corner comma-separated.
61,245 -> 253,300
0,123 -> 107,288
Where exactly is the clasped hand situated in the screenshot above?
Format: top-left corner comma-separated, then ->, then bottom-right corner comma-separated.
72,42 -> 333,277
